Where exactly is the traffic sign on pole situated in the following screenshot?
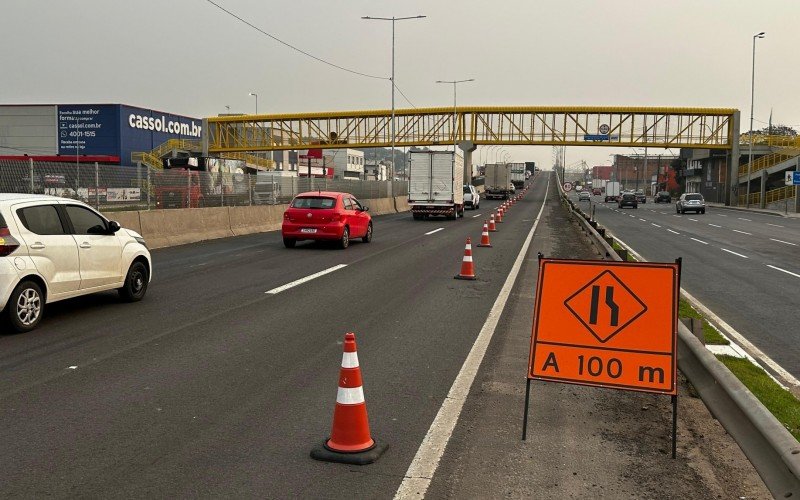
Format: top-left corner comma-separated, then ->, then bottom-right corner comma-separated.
527,258 -> 680,394
563,182 -> 573,192
785,171 -> 800,186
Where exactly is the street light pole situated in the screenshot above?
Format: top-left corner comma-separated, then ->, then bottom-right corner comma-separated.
362,15 -> 426,181
436,78 -> 475,156
746,31 -> 765,208
248,92 -> 258,114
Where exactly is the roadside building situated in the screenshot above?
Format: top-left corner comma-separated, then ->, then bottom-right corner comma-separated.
322,148 -> 364,180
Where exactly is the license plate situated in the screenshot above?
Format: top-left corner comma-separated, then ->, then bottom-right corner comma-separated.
300,228 -> 317,233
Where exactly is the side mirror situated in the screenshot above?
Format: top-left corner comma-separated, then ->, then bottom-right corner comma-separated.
362,206 -> 369,212
108,220 -> 121,233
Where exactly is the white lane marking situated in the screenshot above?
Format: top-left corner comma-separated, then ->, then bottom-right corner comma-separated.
673,215 -> 682,218
67,366 -> 78,370
708,223 -> 722,228
690,237 -> 709,245
639,218 -> 647,222
766,223 -> 783,228
721,248 -> 749,259
629,214 -> 636,218
717,214 -> 727,217
770,238 -> 797,246
395,178 -> 550,500
425,228 -> 445,235
732,229 -> 752,235
265,264 -> 347,294
767,264 -> 800,279
471,213 -> 482,218
651,223 -> 661,228
738,217 -> 752,221
667,229 -> 680,234
688,218 -> 698,222
609,234 -> 800,389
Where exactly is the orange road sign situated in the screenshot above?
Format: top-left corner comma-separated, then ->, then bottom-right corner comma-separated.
528,258 -> 680,395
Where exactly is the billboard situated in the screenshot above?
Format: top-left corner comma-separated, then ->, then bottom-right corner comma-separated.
57,104 -> 120,156
119,105 -> 202,165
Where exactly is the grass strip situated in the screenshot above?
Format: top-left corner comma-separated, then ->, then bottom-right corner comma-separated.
679,299 -> 729,345
717,355 -> 800,442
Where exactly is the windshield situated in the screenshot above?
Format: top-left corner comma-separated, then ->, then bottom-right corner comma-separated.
291,196 -> 336,209
685,194 -> 703,201
463,186 -> 472,194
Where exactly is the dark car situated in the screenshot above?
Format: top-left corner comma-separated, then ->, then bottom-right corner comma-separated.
654,191 -> 671,203
282,191 -> 372,249
618,192 -> 638,209
634,190 -> 646,204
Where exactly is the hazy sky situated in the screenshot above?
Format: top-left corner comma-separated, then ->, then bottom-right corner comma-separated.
2,0 -> 798,170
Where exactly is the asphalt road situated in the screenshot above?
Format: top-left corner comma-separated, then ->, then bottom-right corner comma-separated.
0,175 -> 768,498
571,191 -> 800,381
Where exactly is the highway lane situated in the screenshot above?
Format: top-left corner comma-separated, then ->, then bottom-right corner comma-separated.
0,178 -> 547,497
571,192 -> 800,381
0,175 -> 768,498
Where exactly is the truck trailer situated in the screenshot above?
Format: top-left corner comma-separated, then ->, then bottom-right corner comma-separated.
604,181 -> 621,202
509,163 -> 526,189
484,163 -> 512,199
408,150 -> 465,220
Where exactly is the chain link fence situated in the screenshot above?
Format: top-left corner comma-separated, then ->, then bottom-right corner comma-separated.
0,160 -> 408,211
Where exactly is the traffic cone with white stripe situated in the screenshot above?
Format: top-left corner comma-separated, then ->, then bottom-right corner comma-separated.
477,221 -> 493,247
454,237 -> 477,280
488,213 -> 497,232
311,332 -> 388,465
497,207 -> 504,223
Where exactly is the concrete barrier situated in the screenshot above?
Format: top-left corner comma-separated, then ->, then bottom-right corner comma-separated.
139,207 -> 234,249
105,211 -> 142,235
107,196 -> 403,249
229,205 -> 283,236
394,196 -> 410,213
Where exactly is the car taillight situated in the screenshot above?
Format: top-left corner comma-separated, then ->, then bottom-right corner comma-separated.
0,227 -> 20,257
284,212 -> 292,221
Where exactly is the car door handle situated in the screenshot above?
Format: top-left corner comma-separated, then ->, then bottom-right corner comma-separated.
30,242 -> 45,249
79,242 -> 92,249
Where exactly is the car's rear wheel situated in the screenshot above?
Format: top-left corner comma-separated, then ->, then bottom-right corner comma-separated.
283,237 -> 296,248
339,227 -> 350,249
6,280 -> 44,333
362,223 -> 373,243
700,209 -> 706,214
119,261 -> 149,302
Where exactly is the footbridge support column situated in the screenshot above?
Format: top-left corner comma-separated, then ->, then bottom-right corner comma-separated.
759,169 -> 768,209
727,111 -> 741,206
458,141 -> 477,186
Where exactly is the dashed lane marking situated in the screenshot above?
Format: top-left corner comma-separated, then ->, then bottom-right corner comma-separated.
690,237 -> 709,245
733,229 -> 752,235
766,223 -> 784,228
651,223 -> 661,227
708,223 -> 722,228
667,229 -> 680,234
738,217 -> 752,221
767,265 -> 800,279
425,228 -> 445,235
688,218 -> 698,222
471,213 -> 482,218
770,238 -> 797,246
721,248 -> 749,259
265,264 -> 348,294
639,218 -> 647,222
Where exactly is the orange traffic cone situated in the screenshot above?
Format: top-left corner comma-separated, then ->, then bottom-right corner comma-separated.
477,221 -> 493,247
311,332 -> 388,465
497,207 -> 504,223
454,237 -> 477,280
488,214 -> 497,232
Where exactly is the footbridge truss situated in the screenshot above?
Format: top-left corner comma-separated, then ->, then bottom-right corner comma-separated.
202,106 -> 739,154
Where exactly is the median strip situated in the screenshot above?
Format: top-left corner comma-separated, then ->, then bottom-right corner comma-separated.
265,264 -> 347,294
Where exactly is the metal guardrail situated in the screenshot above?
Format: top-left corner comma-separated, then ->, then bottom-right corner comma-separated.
738,185 -> 796,206
561,188 -> 800,497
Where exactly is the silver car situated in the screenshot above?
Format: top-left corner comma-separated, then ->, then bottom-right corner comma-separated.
676,193 -> 706,214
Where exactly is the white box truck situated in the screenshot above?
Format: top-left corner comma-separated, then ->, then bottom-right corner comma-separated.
484,163 -> 512,199
604,181 -> 621,202
408,150 -> 465,220
509,163 -> 526,189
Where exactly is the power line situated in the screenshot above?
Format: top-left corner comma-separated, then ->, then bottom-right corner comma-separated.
393,82 -> 416,108
204,0 -> 388,81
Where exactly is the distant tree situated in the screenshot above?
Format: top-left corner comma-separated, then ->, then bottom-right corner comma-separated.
742,124 -> 798,137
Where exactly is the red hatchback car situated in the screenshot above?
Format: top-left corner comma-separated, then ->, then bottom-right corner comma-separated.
282,191 -> 372,249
